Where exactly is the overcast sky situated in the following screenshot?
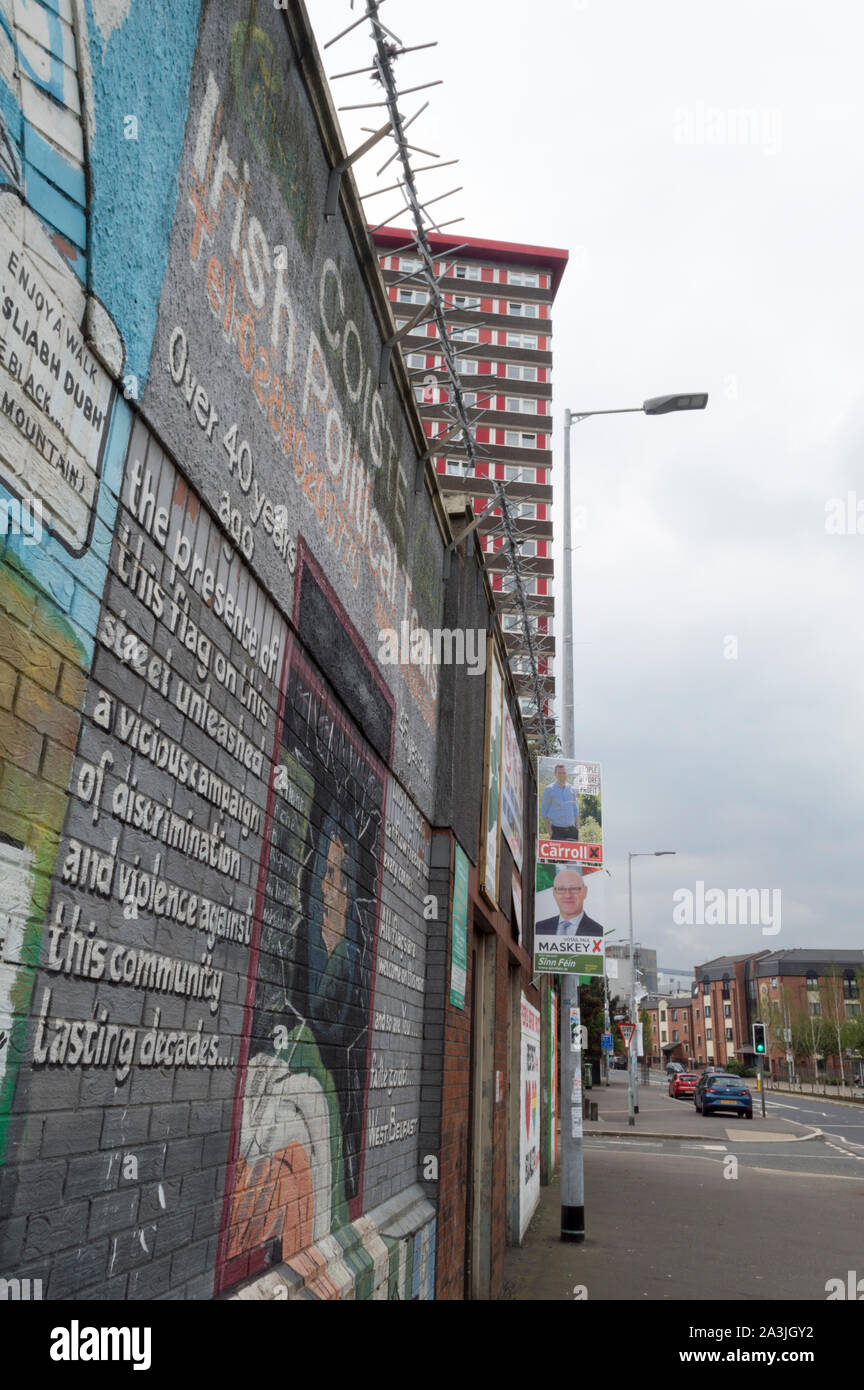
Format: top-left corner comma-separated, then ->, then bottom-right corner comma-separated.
310,1 -> 864,974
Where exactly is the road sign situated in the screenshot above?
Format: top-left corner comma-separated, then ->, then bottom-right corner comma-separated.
601,1032 -> 614,1052
618,1022 -> 636,1049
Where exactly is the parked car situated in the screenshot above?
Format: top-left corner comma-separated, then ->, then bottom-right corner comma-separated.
665,1061 -> 685,1078
669,1071 -> 699,1099
694,1072 -> 753,1119
611,1055 -> 627,1069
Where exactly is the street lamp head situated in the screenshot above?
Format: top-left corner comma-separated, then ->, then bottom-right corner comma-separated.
642,393 -> 708,416
654,850 -> 676,856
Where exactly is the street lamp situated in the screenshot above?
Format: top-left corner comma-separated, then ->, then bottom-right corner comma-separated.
557,392 -> 705,1239
602,927 -> 618,1085
560,394 -> 709,760
627,851 -> 676,1125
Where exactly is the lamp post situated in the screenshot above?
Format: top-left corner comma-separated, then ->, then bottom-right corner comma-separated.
558,392 -> 705,1236
560,393 -> 708,756
602,927 -> 617,1085
627,852 -> 675,1124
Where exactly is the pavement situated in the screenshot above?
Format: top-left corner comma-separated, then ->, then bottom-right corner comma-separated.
500,1072 -> 864,1301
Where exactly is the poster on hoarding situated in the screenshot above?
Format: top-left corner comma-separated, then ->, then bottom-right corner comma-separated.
512,866 -> 522,943
536,758 -> 602,867
450,843 -> 470,1009
519,995 -> 541,1238
479,640 -> 504,904
533,862 -> 607,976
500,704 -> 524,871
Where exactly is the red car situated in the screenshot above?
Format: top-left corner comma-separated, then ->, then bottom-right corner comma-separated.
669,1071 -> 699,1099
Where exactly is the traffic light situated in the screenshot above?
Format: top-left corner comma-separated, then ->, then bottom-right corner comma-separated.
752,1022 -> 767,1055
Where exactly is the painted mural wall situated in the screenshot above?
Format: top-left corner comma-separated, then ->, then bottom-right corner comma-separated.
0,0 -> 439,1301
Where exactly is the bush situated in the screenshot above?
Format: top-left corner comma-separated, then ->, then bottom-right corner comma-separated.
722,1059 -> 745,1076
742,1067 -> 757,1077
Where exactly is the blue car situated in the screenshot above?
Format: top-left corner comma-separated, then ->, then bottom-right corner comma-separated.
694,1073 -> 753,1119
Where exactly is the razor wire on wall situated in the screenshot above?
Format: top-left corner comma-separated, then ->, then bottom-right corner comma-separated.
324,0 -> 555,754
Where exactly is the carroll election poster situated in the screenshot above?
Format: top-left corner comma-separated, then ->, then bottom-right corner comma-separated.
536,758 -> 602,867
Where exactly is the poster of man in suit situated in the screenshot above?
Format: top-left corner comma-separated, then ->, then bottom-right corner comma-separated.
533,863 -> 607,976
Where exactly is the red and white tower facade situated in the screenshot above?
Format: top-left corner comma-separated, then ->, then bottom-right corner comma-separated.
373,228 -> 568,734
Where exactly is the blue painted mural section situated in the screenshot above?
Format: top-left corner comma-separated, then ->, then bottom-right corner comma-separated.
84,0 -> 202,386
0,391 -> 131,659
0,1 -> 88,280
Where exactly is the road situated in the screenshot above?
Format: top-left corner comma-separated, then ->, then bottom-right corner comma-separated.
501,1072 -> 864,1300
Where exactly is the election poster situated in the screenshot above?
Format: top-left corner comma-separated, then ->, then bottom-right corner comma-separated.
533,861 -> 607,977
536,758 -> 602,868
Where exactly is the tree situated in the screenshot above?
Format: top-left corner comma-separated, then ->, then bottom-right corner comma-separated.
639,1007 -> 653,1058
820,967 -> 850,1085
755,982 -> 795,1076
578,979 -> 607,1055
790,1001 -> 832,1080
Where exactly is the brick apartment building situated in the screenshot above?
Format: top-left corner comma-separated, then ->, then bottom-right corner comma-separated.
373,229 -> 568,737
691,950 -> 864,1075
645,994 -> 696,1068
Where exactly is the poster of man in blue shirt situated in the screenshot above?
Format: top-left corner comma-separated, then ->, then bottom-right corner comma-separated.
537,757 -> 603,866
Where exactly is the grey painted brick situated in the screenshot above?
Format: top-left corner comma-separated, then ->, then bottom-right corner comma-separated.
19,1068 -> 81,1111
170,1236 -> 209,1287
171,1068 -> 213,1101
88,1188 -> 141,1240
181,1271 -> 216,1301
129,1069 -> 176,1104
155,1209 -> 197,1257
0,1214 -> 27,1264
138,1178 -> 181,1222
100,1106 -> 151,1149
48,1239 -> 110,1300
0,1164 -> 18,1218
126,1252 -> 173,1300
77,1072 -> 133,1109
41,1109 -> 103,1158
24,1200 -> 89,1258
192,1199 -> 223,1241
179,1166 -> 218,1206
188,1100 -> 222,1135
121,1142 -> 167,1183
148,1103 -> 191,1140
163,1136 -> 203,1176
104,1223 -> 160,1276
200,1133 -> 231,1172
65,1151 -> 119,1200
80,1272 -> 130,1301
208,1068 -> 236,1100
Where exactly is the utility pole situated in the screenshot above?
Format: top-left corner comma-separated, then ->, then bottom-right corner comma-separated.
559,410 -> 584,1243
557,394 -> 706,1234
